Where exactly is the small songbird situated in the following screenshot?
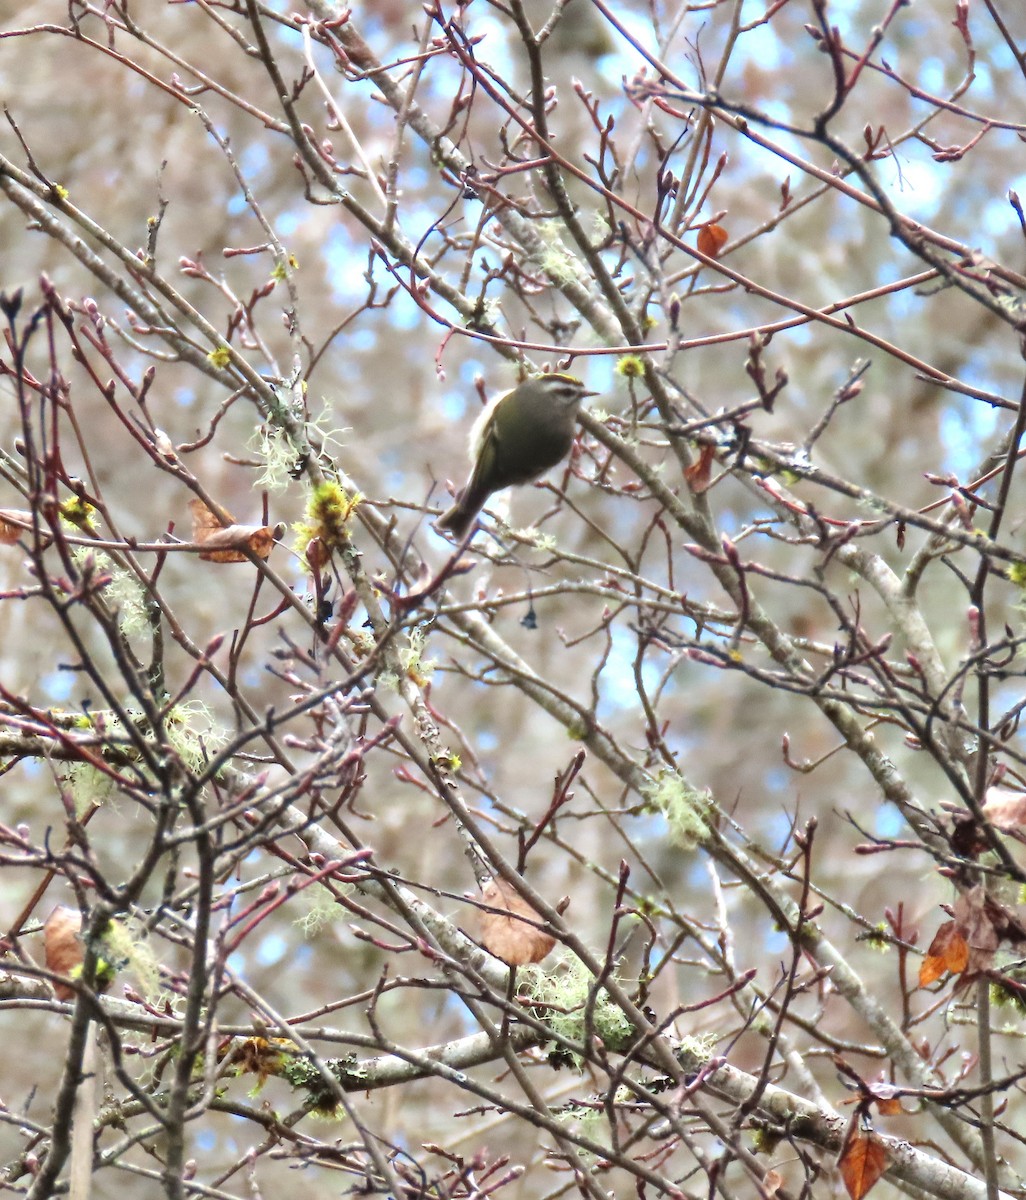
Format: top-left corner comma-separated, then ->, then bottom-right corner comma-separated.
436,373 -> 597,539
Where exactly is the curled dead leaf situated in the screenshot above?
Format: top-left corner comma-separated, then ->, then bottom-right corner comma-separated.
922,881 -> 1026,988
189,498 -> 277,563
478,878 -> 556,965
952,884 -> 1002,976
44,905 -> 83,1000
919,920 -> 968,986
0,509 -> 33,545
684,443 -> 717,494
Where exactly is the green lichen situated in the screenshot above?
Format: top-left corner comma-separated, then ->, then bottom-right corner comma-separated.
248,424 -> 298,494
642,769 -> 711,851
294,885 -> 344,938
398,628 -> 437,685
536,222 -> 580,284
281,1052 -> 365,1114
165,701 -> 228,772
103,917 -> 161,1000
63,762 -> 117,816
72,548 -> 149,638
249,405 -> 348,493
522,958 -> 636,1067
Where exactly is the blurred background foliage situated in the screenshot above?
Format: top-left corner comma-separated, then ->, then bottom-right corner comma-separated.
2,0 -> 1026,1196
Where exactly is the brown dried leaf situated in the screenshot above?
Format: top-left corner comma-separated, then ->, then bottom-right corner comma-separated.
478,878 -> 556,965
0,509 -> 32,544
922,884 -> 1026,987
953,884 -> 1000,975
982,785 -> 1026,831
189,498 -> 275,563
684,443 -> 717,494
839,1132 -> 889,1200
44,905 -> 83,1000
919,920 -> 968,986
198,526 -> 276,562
697,222 -> 729,258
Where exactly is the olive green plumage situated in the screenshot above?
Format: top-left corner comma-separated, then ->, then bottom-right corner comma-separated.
436,373 -> 596,538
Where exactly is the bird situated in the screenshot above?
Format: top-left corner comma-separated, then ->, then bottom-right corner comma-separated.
436,373 -> 597,539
